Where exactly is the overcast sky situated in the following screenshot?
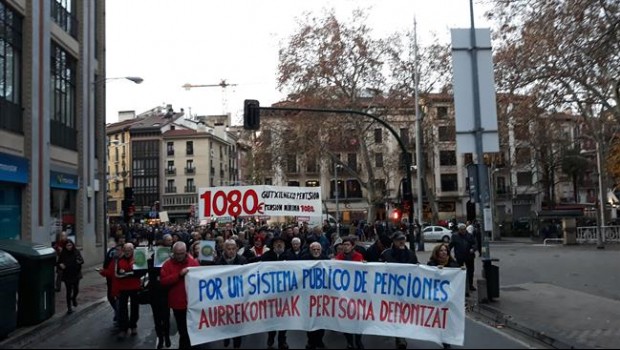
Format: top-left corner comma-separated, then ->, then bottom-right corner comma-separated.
105,0 -> 492,125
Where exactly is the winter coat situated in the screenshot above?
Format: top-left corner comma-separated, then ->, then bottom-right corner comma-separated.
160,255 -> 199,310
58,248 -> 84,284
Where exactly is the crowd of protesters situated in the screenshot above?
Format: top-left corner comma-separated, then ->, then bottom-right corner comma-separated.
96,217 -> 470,349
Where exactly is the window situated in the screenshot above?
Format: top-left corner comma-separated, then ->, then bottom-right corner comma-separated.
167,161 -> 174,170
306,157 -> 319,173
437,106 -> 448,119
374,129 -> 382,143
186,160 -> 195,174
186,178 -> 195,192
287,154 -> 297,173
517,172 -> 532,186
440,174 -> 458,192
186,141 -> 193,155
305,180 -> 320,187
0,2 -> 23,133
288,180 -> 300,187
346,180 -> 363,198
439,151 -> 457,166
514,124 -> 529,141
438,126 -> 455,142
167,142 -> 174,156
347,153 -> 357,172
51,42 -> 77,150
375,153 -> 383,168
400,128 -> 410,146
166,180 -> 175,193
463,153 -> 473,165
373,179 -> 386,195
51,0 -> 77,38
515,148 -> 531,165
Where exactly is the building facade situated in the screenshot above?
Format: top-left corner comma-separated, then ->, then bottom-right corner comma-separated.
0,0 -> 106,265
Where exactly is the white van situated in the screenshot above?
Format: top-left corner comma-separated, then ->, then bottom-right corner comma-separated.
305,213 -> 337,229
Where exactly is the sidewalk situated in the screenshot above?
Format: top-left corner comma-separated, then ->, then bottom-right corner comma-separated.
0,264 -> 109,349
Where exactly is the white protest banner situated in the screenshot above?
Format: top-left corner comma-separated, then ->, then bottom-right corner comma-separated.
197,186 -> 322,220
186,260 -> 465,346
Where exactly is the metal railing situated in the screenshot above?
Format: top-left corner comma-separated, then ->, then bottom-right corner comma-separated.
577,226 -> 620,244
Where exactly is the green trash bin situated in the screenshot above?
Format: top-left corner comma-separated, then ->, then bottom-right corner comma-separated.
0,240 -> 56,326
0,250 -> 20,339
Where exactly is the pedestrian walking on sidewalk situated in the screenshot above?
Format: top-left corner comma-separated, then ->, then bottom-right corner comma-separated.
56,239 -> 83,315
53,231 -> 69,292
160,241 -> 199,349
449,224 -> 478,295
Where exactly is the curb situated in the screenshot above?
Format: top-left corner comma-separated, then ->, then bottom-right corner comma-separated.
0,297 -> 108,349
470,302 -> 590,349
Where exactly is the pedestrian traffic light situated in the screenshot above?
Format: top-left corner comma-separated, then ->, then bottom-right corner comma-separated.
243,99 -> 260,130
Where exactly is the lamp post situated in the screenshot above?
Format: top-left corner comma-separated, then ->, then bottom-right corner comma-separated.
581,143 -> 605,249
95,76 -> 143,258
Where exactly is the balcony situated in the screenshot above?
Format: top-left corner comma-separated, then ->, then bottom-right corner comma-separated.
165,186 -> 177,193
165,168 -> 176,176
185,186 -> 196,193
185,167 -> 196,174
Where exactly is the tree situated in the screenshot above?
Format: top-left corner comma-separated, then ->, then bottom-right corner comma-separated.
488,0 -> 620,199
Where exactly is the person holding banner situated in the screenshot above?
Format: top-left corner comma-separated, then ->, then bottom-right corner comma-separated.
115,243 -> 143,339
217,239 -> 247,349
334,236 -> 365,349
302,242 -> 328,349
261,236 -> 290,349
427,243 -> 460,349
160,242 -> 199,349
379,231 -> 419,349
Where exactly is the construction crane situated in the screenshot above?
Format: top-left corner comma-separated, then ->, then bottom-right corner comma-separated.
182,79 -> 238,116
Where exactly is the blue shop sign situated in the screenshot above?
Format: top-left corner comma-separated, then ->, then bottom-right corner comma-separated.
0,152 -> 29,184
50,171 -> 79,190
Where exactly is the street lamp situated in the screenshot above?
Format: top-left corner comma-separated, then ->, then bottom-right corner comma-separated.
581,143 -> 605,249
93,76 -> 144,86
95,76 -> 142,259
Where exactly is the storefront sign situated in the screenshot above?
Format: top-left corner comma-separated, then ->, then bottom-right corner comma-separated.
50,171 -> 79,190
0,152 -> 29,184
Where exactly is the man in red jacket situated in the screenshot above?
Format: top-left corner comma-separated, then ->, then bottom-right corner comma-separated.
115,243 -> 142,339
161,241 -> 199,349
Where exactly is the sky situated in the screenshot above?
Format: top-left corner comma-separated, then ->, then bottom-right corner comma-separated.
105,0 -> 492,125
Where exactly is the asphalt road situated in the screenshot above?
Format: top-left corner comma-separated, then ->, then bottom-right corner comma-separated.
33,301 -> 546,349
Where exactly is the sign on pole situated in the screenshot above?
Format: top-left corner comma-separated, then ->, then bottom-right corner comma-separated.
451,28 -> 499,154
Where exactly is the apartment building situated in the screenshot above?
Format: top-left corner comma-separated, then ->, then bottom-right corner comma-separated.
0,0 -> 106,264
162,118 -> 238,223
247,93 -> 586,226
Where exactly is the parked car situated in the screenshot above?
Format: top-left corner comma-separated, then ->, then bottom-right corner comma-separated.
421,225 -> 453,242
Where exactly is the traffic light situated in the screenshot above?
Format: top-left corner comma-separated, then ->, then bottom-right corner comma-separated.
390,208 -> 402,222
243,99 -> 260,130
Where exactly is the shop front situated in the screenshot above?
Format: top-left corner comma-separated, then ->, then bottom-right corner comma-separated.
50,171 -> 79,243
0,152 -> 29,240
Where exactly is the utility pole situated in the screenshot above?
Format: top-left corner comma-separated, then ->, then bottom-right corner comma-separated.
413,17 -> 425,251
